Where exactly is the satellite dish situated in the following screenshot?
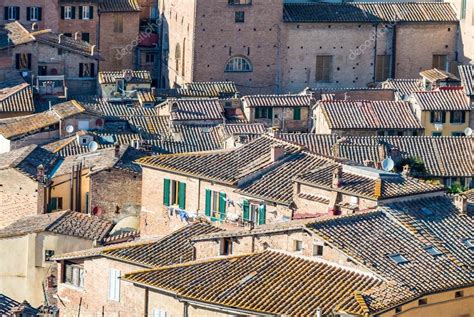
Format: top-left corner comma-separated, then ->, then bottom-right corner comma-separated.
464,127 -> 473,136
65,125 -> 74,134
87,141 -> 98,152
21,71 -> 28,78
381,158 -> 395,172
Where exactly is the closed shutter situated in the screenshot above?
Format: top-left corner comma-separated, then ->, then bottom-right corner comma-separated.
258,204 -> 266,225
79,6 -> 83,19
38,7 -> 42,21
89,6 -> 93,19
27,54 -> 32,70
108,269 -> 120,301
60,6 -> 65,19
242,199 -> 250,221
219,192 -> 226,220
26,7 -> 31,21
293,107 -> 301,120
178,182 -> 186,209
163,178 -> 170,206
205,189 -> 212,217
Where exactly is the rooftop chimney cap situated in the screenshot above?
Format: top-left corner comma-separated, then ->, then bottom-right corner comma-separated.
270,144 -> 286,162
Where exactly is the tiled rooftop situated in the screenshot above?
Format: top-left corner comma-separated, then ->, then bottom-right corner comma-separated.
137,135 -> 304,185
99,0 -> 141,12
167,98 -> 224,122
380,79 -> 423,98
295,163 -> 444,200
54,222 -> 223,267
122,250 -> 382,316
180,81 -> 238,98
98,70 -> 151,84
0,100 -> 85,139
0,81 -> 34,113
307,196 -> 473,313
242,94 -> 313,108
0,210 -> 113,240
412,89 -> 470,111
283,2 -> 458,23
319,100 -> 423,130
419,68 -> 459,83
458,65 -> 474,96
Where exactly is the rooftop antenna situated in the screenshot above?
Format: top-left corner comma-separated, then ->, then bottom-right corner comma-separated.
381,157 -> 394,172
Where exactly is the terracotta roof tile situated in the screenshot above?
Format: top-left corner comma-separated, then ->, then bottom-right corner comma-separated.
242,94 -> 313,108
412,89 -> 470,111
167,98 -> 224,121
99,0 -> 140,12
98,70 -> 151,84
458,65 -> 474,96
122,250 -> 382,316
0,81 -> 34,113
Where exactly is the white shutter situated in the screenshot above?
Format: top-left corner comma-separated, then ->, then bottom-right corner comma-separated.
108,268 -> 121,301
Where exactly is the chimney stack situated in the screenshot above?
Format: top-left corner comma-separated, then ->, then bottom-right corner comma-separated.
402,164 -> 411,177
36,164 -> 45,183
58,33 -> 63,44
74,32 -> 80,40
270,145 -> 285,162
332,165 -> 343,188
90,45 -> 96,56
453,195 -> 468,215
114,144 -> 120,158
374,178 -> 383,198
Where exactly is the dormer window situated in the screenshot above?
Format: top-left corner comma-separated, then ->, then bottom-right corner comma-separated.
389,253 -> 409,265
425,246 -> 443,257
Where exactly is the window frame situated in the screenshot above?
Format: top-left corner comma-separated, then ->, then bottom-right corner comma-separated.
294,240 -> 303,252
450,111 -> 465,124
375,54 -> 391,82
315,55 -> 333,83
64,6 -> 73,20
6,6 -> 19,21
235,11 -> 245,23
81,6 -> 91,20
228,0 -> 252,4
255,107 -> 273,119
432,54 -> 448,71
64,263 -> 85,289
29,7 -> 41,21
225,56 -> 252,73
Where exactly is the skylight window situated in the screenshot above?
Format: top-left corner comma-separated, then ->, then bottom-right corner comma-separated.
462,239 -> 474,250
389,254 -> 409,265
421,208 -> 434,216
425,246 -> 443,257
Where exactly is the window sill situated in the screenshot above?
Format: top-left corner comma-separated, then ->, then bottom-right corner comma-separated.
224,70 -> 252,73
60,283 -> 85,292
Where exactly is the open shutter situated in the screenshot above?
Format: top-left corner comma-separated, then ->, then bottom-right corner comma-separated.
219,192 -> 226,220
205,189 -> 212,217
38,7 -> 42,21
90,63 -> 95,77
178,182 -> 186,209
26,7 -> 31,21
441,111 -> 446,123
449,111 -> 454,123
15,54 -> 20,69
461,111 -> 466,123
79,6 -> 83,19
15,7 -> 20,20
71,6 -> 76,19
60,6 -> 65,19
258,204 -> 266,225
89,6 -> 94,19
242,199 -> 250,221
430,111 -> 434,123
4,7 -> 8,20
163,178 -> 170,206
27,54 -> 32,70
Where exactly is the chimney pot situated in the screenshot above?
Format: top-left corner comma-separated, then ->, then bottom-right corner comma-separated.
270,145 -> 285,162
453,195 -> 468,214
74,32 -> 80,41
36,164 -> 45,183
402,164 -> 411,177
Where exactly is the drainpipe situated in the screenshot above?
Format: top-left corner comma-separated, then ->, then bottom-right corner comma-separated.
183,302 -> 189,317
144,288 -> 149,317
391,24 -> 397,79
373,24 -> 378,81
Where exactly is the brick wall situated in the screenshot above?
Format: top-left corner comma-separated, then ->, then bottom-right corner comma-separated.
57,2 -> 100,46
90,169 -> 142,222
0,0 -> 59,30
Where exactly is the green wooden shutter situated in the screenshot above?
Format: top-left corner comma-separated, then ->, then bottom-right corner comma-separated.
163,178 -> 170,206
219,192 -> 226,220
205,189 -> 212,217
441,111 -> 446,123
242,199 -> 250,221
293,107 -> 301,120
258,204 -> 266,225
178,182 -> 186,209
430,111 -> 434,123
461,111 -> 466,123
449,111 -> 454,123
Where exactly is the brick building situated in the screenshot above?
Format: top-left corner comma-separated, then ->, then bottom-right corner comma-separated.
159,1 -> 459,94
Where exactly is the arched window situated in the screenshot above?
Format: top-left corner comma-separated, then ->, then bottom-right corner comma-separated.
225,56 -> 252,72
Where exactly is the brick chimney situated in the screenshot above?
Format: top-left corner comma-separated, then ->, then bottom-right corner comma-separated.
36,164 -> 45,183
74,32 -> 80,40
374,178 -> 383,198
332,165 -> 343,188
90,45 -> 96,56
453,195 -> 468,214
114,144 -> 120,158
402,164 -> 411,177
377,144 -> 386,161
271,145 -> 285,162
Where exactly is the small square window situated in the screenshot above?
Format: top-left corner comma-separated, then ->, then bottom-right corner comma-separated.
45,250 -> 55,261
418,298 -> 427,306
235,11 -> 245,23
455,290 -> 464,298
313,244 -> 323,256
294,240 -> 303,252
